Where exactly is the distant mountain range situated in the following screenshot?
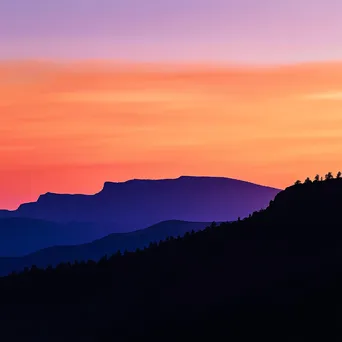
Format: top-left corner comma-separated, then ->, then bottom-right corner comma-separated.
0,218 -> 112,256
1,176 -> 341,340
0,220 -> 210,276
0,176 -> 280,226
0,176 -> 280,257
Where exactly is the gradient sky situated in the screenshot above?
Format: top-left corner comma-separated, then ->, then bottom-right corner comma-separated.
1,0 -> 342,63
1,1 -> 342,209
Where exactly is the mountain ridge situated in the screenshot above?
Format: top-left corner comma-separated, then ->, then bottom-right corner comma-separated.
1,176 -> 280,212
0,220 -> 212,276
0,176 -> 280,232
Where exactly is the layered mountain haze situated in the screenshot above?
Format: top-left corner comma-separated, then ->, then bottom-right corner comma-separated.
0,176 -> 279,257
0,220 -> 210,276
2,0 -> 342,339
1,176 -> 342,340
0,218 -> 110,257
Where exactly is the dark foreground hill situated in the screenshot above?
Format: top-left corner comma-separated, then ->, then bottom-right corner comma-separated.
0,176 -> 280,234
0,176 -> 341,341
0,220 -> 210,276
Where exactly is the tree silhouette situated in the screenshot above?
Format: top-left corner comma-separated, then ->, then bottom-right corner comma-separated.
325,172 -> 333,180
314,174 -> 320,182
304,177 -> 312,184
210,221 -> 217,228
294,180 -> 301,185
98,254 -> 108,266
337,171 -> 342,179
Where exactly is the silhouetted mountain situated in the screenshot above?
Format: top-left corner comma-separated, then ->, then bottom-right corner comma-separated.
0,176 -> 279,256
0,176 -> 280,234
0,220 -> 210,275
0,175 -> 341,341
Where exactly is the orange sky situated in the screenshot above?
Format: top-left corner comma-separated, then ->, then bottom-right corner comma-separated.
1,60 -> 342,209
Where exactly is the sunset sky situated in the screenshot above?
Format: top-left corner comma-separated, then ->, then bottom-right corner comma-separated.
1,0 -> 342,209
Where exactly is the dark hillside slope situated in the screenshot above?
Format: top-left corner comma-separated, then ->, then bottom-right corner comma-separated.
0,177 -> 341,341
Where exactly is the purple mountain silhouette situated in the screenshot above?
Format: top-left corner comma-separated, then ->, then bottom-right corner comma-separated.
0,176 -> 280,227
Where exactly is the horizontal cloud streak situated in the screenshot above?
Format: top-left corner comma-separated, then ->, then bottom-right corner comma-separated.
302,91 -> 342,100
52,91 -> 207,103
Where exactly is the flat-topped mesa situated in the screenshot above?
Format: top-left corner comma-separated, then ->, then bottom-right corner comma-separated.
100,180 -> 141,194
100,177 -> 183,193
0,176 -> 281,226
101,176 -> 275,188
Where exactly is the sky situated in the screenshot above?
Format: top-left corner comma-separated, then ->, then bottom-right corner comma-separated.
1,0 -> 342,63
1,0 -> 342,209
